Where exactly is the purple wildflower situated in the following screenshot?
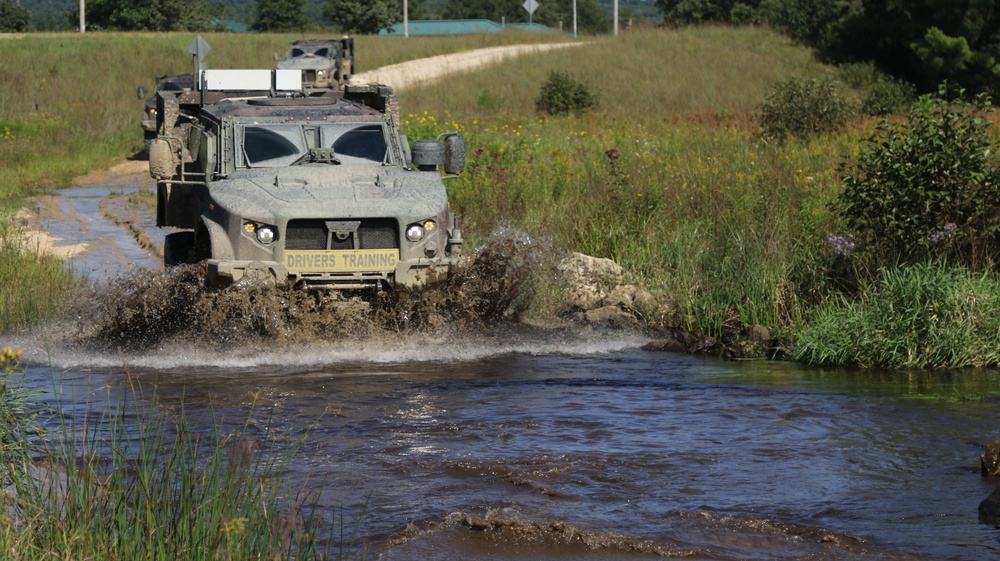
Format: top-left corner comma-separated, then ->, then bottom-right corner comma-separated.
827,233 -> 855,256
930,222 -> 957,244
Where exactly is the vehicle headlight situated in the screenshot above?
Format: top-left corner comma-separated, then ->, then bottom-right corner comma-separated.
406,220 -> 436,243
244,221 -> 277,245
256,226 -> 276,244
317,69 -> 327,77
405,224 -> 425,242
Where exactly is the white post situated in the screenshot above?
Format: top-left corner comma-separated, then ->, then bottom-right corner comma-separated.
79,0 -> 85,32
614,0 -> 618,36
403,0 -> 408,37
573,0 -> 577,37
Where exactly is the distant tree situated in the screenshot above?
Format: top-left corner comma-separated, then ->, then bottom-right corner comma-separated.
158,0 -> 225,30
443,0 -> 527,23
72,0 -> 222,31
251,0 -> 308,31
323,0 -> 401,34
833,0 -> 1000,96
758,0 -> 848,57
538,0 -> 610,34
654,0 -> 761,25
0,0 -> 31,32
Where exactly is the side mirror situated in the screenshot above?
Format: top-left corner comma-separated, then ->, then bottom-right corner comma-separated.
273,51 -> 280,62
442,133 -> 465,175
136,85 -> 147,100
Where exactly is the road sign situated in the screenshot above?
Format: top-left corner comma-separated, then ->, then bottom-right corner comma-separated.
523,0 -> 538,15
188,36 -> 211,63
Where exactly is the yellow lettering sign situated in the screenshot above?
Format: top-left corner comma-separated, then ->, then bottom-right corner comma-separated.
284,249 -> 399,273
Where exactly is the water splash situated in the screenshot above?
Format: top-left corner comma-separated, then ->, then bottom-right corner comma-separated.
71,230 -> 553,350
14,231 -> 647,368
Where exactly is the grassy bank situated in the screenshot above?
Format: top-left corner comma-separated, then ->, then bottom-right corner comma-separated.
401,26 -> 857,335
399,26 -> 1000,363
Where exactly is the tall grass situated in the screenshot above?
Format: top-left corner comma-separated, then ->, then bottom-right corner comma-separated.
0,222 -> 76,331
793,264 -> 1000,368
402,26 -> 860,335
0,360 -> 356,560
400,26 -> 835,117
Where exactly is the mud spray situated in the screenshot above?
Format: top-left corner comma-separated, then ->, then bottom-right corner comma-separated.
69,230 -> 562,353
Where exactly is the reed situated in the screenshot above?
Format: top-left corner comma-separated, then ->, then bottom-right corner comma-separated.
0,361 -> 356,560
0,221 -> 75,332
793,263 -> 1000,368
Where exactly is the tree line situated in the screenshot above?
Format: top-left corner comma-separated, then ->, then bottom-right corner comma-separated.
0,0 -> 612,35
4,0 -> 993,97
656,0 -> 1000,97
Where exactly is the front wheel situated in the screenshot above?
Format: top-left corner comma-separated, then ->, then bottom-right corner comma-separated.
163,231 -> 196,268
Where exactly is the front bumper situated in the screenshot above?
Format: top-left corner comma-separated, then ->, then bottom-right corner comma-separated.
207,256 -> 458,290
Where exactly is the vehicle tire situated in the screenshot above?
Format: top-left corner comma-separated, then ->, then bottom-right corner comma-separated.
163,231 -> 196,268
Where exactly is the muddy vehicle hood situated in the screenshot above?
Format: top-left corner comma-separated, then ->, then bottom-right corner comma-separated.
210,166 -> 448,220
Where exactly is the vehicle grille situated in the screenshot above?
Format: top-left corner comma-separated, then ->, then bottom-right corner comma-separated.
304,70 -> 317,83
284,218 -> 398,250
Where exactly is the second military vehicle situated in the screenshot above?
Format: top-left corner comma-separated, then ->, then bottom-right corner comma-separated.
277,38 -> 354,91
140,73 -> 196,153
148,68 -> 465,292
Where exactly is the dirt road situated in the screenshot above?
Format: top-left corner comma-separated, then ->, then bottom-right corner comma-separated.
353,42 -> 582,91
354,42 -> 583,91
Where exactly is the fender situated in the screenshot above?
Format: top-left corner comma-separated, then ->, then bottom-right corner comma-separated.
199,216 -> 234,261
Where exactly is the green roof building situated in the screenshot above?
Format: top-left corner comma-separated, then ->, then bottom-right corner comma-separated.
380,19 -> 556,36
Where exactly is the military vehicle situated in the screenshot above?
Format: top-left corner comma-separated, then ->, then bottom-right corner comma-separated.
276,38 -> 354,91
141,73 -> 196,152
148,68 -> 466,292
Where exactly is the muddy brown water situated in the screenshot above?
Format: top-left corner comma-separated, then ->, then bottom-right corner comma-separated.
10,337 -> 1000,560
5,174 -> 1000,560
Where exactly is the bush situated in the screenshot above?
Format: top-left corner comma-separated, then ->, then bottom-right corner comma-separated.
759,0 -> 847,56
839,61 -> 879,89
838,84 -> 1000,271
758,77 -> 856,141
861,75 -> 917,116
535,71 -> 598,117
